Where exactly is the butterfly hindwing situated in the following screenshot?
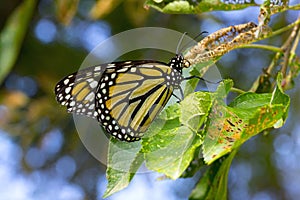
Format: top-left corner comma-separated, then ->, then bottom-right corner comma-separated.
95,61 -> 179,142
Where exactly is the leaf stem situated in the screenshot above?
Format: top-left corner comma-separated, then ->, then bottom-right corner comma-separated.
230,87 -> 246,94
288,4 -> 300,11
291,26 -> 300,54
271,17 -> 300,37
239,44 -> 282,53
281,18 -> 300,77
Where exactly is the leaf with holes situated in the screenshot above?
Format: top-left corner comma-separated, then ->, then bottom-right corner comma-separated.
203,73 -> 290,164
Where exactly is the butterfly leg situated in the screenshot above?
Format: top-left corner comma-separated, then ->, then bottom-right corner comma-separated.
179,87 -> 184,99
184,76 -> 222,84
172,88 -> 184,103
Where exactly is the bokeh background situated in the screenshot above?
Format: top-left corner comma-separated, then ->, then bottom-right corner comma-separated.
0,0 -> 299,199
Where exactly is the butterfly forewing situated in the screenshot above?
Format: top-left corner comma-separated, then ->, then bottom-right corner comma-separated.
55,65 -> 106,118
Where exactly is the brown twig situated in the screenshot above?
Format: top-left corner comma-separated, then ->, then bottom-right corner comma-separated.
281,17 -> 300,77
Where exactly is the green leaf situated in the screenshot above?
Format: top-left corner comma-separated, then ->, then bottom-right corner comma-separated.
142,93 -> 211,179
142,80 -> 232,179
270,73 -> 290,120
0,0 -> 37,84
203,73 -> 290,164
143,125 -> 202,179
229,93 -> 272,108
189,149 -> 237,200
180,146 -> 205,178
213,79 -> 234,99
160,102 -> 181,120
283,56 -> 300,90
144,103 -> 181,139
180,92 -> 212,133
103,140 -> 143,198
145,0 -> 257,14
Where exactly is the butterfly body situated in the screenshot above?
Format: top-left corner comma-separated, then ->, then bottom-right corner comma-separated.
55,55 -> 189,142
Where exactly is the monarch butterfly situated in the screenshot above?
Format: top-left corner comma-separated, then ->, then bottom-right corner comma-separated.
55,54 -> 192,142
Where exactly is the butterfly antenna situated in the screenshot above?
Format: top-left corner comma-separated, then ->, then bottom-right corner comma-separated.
178,31 -> 209,54
193,31 -> 208,42
176,32 -> 188,54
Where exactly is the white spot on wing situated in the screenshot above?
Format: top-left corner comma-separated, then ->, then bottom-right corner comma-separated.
65,94 -> 71,100
117,68 -> 128,73
64,79 -> 69,85
100,83 -> 105,88
85,92 -> 95,101
94,66 -> 101,71
65,87 -> 72,94
69,101 -> 75,107
90,81 -> 98,88
111,73 -> 116,79
89,104 -> 95,109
